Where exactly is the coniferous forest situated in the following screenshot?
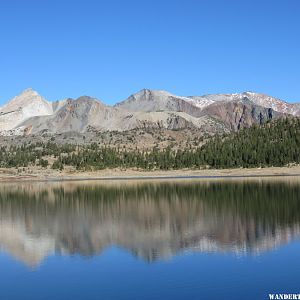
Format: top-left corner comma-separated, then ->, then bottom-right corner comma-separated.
0,117 -> 300,170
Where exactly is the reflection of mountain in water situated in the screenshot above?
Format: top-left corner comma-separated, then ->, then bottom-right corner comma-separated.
0,180 -> 300,266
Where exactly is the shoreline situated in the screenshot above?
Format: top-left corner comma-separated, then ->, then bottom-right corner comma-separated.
1,165 -> 300,182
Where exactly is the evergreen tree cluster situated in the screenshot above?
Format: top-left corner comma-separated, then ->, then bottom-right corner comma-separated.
0,118 -> 299,170
201,117 -> 300,168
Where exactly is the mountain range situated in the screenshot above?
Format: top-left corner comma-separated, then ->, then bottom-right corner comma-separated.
0,88 -> 299,136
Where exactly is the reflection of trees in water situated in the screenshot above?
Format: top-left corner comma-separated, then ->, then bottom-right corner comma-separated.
0,180 -> 300,266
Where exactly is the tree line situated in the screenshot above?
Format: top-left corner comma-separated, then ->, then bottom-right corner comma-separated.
0,117 -> 300,170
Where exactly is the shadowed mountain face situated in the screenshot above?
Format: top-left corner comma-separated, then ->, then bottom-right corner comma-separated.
0,180 -> 300,267
200,99 -> 281,130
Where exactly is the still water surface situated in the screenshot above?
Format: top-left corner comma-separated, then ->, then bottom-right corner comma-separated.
0,179 -> 300,300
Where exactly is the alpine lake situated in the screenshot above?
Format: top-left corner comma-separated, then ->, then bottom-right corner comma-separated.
1,178 -> 300,300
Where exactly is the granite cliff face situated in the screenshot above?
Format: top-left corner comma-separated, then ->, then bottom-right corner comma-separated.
0,88 -> 298,136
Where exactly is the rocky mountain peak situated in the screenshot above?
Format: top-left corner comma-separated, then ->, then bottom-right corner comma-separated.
0,88 -> 53,131
129,89 -> 174,101
4,88 -> 50,109
20,87 -> 38,95
75,95 -> 106,105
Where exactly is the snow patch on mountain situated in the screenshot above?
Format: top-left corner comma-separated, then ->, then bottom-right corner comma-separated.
187,92 -> 300,116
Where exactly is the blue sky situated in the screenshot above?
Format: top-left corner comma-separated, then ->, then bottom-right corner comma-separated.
0,0 -> 299,105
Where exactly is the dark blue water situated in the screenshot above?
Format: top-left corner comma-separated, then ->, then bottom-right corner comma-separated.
0,180 -> 300,300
